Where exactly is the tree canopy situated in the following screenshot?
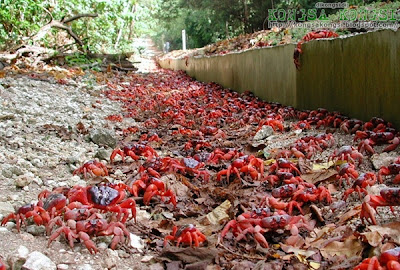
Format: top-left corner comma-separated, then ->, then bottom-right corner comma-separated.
0,0 -> 383,53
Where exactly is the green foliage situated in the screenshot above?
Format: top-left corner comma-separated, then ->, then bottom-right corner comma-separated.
0,0 -> 137,53
65,52 -> 101,66
138,0 -> 390,50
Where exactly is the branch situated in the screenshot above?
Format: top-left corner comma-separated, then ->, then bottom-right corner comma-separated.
62,13 -> 98,24
50,21 -> 84,46
31,13 -> 98,49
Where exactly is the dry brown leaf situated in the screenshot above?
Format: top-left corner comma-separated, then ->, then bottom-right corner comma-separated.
301,169 -> 337,185
338,205 -> 361,224
0,70 -> 5,78
367,222 -> 400,244
320,237 -> 362,259
201,200 -> 231,225
280,244 -> 316,258
359,231 -> 383,247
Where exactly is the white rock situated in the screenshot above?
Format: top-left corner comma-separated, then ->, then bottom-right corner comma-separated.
57,264 -> 69,270
76,264 -> 93,270
17,245 -> 30,259
0,227 -> 9,233
141,255 -> 154,263
253,125 -> 274,141
97,242 -> 108,250
130,233 -> 144,251
22,251 -> 56,270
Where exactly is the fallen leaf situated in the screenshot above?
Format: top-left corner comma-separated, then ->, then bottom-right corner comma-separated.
280,244 -> 317,258
359,231 -> 383,247
202,200 -> 231,225
338,205 -> 361,224
320,237 -> 362,259
368,222 -> 400,245
301,169 -> 337,185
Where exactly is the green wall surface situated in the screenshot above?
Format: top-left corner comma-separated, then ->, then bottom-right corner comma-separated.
158,29 -> 400,128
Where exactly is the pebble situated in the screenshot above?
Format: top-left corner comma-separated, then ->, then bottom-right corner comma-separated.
57,264 -> 69,270
17,245 -> 30,259
130,233 -> 144,251
26,225 -> 46,236
22,251 -> 56,270
0,227 -> 9,233
76,264 -> 93,270
94,149 -> 112,161
90,128 -> 117,148
15,174 -> 33,188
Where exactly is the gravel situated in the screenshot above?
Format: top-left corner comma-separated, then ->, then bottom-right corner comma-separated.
0,73 -> 150,270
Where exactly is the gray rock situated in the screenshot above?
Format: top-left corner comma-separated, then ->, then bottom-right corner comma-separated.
76,264 -> 93,270
0,202 -> 14,215
253,125 -> 274,141
2,167 -> 13,178
22,251 -> 56,270
94,149 -> 112,161
10,166 -> 24,176
26,225 -> 46,236
90,129 -> 116,148
371,152 -> 398,170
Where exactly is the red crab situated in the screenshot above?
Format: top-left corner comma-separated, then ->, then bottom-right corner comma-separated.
272,184 -> 299,198
48,213 -> 130,254
328,146 -> 363,165
164,224 -> 207,247
290,184 -> 333,204
73,160 -> 108,179
269,158 -> 301,176
207,148 -> 243,164
342,172 -> 377,201
294,30 -> 339,69
183,140 -> 212,151
1,203 -> 50,232
0,259 -> 5,270
378,161 -> 400,184
110,144 -> 158,162
216,155 -> 264,182
355,131 -> 398,154
221,213 -> 313,248
336,163 -> 359,187
261,196 -> 304,215
360,188 -> 400,225
354,247 -> 400,270
221,212 -> 269,248
257,118 -> 284,132
67,184 -> 137,223
142,177 -> 177,207
162,157 -> 210,182
292,120 -> 312,130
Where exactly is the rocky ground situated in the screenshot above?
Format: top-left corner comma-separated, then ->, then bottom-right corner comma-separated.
0,69 -> 156,269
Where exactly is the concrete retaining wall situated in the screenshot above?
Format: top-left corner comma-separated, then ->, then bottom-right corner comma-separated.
158,29 -> 400,128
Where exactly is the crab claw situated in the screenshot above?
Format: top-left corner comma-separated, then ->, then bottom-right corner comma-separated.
78,231 -> 98,254
360,201 -> 377,225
